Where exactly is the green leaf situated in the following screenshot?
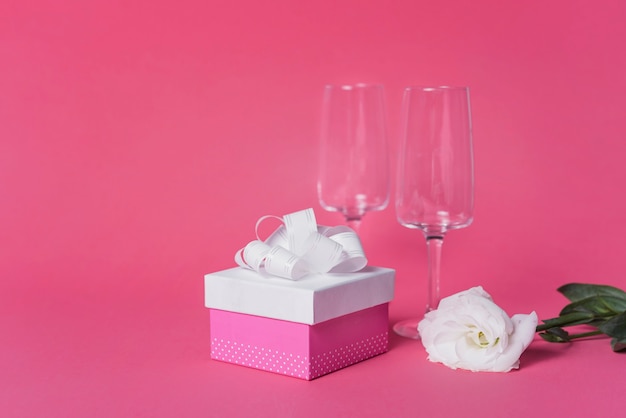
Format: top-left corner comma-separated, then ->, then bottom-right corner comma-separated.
536,311 -> 595,332
558,283 -> 626,303
539,327 -> 570,343
560,296 -> 626,317
597,311 -> 626,339
610,338 -> 626,352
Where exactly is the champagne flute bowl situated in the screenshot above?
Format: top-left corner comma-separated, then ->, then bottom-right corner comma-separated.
317,83 -> 390,231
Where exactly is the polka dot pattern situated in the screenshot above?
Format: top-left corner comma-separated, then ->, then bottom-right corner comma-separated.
211,331 -> 388,380
211,339 -> 312,379
310,332 -> 388,379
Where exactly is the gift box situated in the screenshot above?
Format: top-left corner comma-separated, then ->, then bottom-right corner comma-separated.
204,266 -> 395,380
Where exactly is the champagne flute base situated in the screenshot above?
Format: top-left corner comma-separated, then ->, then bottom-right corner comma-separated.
393,318 -> 422,339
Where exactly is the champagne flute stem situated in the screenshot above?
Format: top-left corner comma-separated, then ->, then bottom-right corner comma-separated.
425,235 -> 444,312
346,217 -> 362,233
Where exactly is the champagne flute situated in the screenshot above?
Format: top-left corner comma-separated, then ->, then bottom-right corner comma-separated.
317,83 -> 390,231
394,86 -> 474,339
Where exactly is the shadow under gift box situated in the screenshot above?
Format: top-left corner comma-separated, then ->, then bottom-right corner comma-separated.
204,266 -> 395,380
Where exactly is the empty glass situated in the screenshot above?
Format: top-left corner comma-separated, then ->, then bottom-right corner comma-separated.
394,86 -> 474,339
318,83 -> 390,231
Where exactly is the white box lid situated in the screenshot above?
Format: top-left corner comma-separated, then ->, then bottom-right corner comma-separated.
204,266 -> 395,325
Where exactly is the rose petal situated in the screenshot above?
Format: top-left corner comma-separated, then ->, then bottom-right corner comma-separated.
490,312 -> 538,372
437,286 -> 493,310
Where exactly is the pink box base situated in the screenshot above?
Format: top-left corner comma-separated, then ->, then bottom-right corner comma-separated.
209,303 -> 389,380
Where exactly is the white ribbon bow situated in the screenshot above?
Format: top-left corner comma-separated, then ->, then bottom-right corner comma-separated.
235,208 -> 367,280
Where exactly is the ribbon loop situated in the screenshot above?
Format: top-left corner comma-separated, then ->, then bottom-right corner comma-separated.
235,208 -> 368,280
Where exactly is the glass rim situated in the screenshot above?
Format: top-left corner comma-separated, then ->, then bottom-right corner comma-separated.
324,83 -> 385,91
403,85 -> 469,92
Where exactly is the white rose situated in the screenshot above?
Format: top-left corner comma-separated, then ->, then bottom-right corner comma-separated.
417,286 -> 538,372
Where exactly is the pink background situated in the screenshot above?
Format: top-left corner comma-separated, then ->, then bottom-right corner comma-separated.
2,0 -> 626,417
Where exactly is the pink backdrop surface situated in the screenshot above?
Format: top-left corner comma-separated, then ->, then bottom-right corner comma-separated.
2,0 -> 626,417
